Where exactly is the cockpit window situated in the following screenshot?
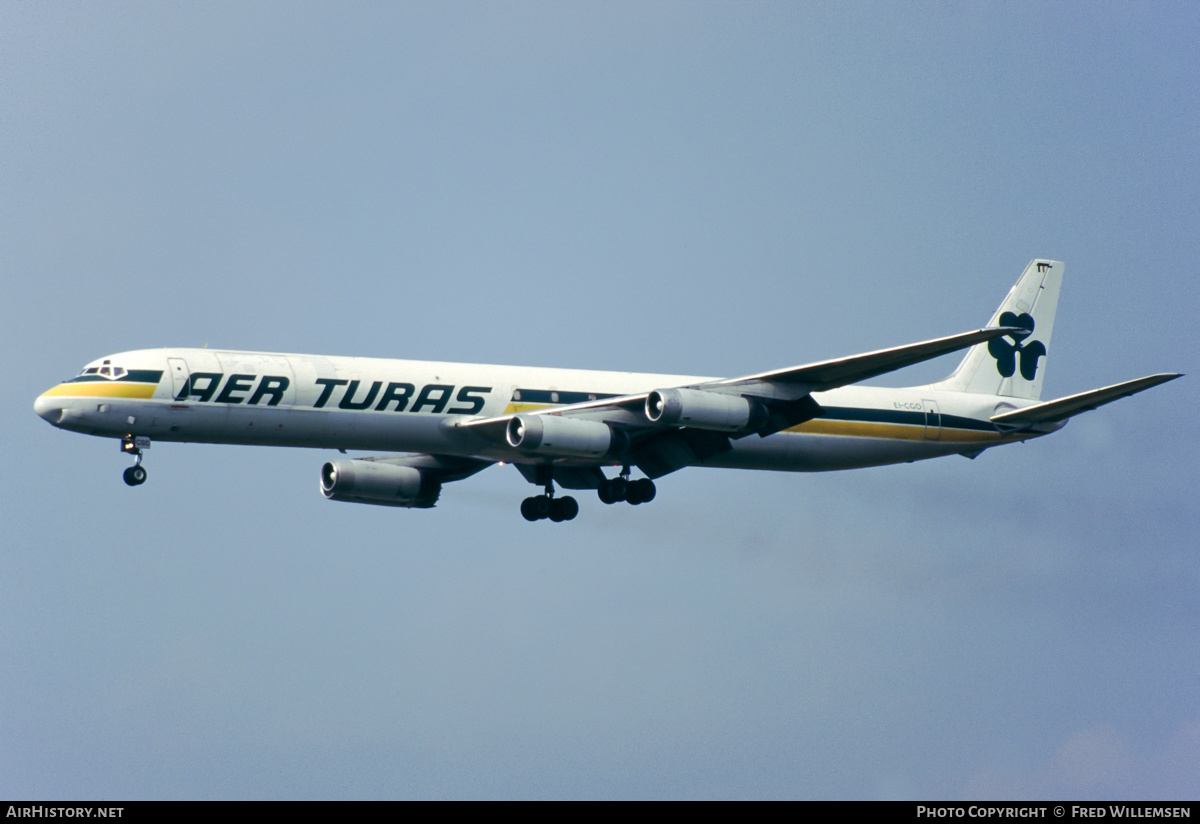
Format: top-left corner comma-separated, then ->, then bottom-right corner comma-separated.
79,363 -> 127,380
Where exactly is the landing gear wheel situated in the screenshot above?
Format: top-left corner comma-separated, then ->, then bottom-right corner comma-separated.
597,481 -> 616,504
550,496 -> 579,522
521,467 -> 580,522
599,475 -> 654,505
598,477 -> 627,504
521,495 -> 558,521
521,496 -> 542,522
610,477 -> 627,501
562,496 -> 579,520
627,478 -> 656,505
121,435 -> 150,487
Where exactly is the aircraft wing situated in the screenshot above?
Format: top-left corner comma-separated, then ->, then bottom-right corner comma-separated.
708,326 -> 1019,400
455,326 -> 1017,476
460,326 -> 1016,434
989,373 -> 1183,428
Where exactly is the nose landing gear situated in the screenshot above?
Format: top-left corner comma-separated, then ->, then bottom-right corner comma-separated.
121,435 -> 150,486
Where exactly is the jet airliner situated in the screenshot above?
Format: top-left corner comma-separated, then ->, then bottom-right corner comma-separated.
34,260 -> 1180,522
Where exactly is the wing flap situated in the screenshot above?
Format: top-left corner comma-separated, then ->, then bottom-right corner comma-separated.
990,373 -> 1182,427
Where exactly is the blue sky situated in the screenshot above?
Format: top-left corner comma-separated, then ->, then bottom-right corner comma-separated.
3,1 -> 1197,799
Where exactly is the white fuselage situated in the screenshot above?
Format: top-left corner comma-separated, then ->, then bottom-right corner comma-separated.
35,348 -> 1041,473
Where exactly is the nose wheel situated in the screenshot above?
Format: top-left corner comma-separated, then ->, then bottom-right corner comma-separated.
121,435 -> 150,486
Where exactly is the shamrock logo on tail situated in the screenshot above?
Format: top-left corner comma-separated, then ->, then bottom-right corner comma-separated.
988,311 -> 1046,380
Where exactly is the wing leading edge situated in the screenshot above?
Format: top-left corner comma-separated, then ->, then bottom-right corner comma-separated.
711,326 -> 1023,399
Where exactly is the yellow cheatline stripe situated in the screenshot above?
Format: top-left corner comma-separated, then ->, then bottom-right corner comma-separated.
785,419 -> 1004,443
502,402 -> 552,414
40,383 -> 158,399
787,419 -> 926,440
939,429 -> 1007,443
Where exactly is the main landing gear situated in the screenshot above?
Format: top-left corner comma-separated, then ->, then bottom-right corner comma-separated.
121,434 -> 150,486
520,494 -> 579,523
521,465 -> 578,522
597,466 -> 656,506
520,465 -> 657,522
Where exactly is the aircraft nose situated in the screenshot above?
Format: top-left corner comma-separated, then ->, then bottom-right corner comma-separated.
34,391 -> 66,425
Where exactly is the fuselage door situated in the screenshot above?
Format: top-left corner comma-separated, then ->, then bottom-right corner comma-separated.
922,399 -> 941,440
168,357 -> 190,400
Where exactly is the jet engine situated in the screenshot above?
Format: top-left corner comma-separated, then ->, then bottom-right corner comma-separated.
505,414 -> 626,458
320,459 -> 440,508
645,387 -> 768,432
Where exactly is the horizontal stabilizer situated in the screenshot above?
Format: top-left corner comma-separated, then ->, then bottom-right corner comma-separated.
989,373 -> 1182,427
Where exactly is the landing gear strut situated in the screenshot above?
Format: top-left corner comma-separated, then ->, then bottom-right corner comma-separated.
598,466 -> 656,506
121,435 -> 150,486
521,465 -> 578,522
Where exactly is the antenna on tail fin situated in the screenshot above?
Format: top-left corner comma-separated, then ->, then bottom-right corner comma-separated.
934,259 -> 1063,400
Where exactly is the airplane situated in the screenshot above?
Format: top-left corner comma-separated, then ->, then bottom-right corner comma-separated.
34,260 -> 1180,522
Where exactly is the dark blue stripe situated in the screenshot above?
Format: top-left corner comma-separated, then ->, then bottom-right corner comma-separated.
511,388 -> 618,405
68,370 -> 164,384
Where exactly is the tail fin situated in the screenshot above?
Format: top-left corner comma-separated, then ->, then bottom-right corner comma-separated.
934,259 -> 1063,400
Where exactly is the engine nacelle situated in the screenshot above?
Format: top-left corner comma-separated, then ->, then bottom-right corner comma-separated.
505,414 -> 624,458
320,459 -> 440,508
645,387 -> 768,432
